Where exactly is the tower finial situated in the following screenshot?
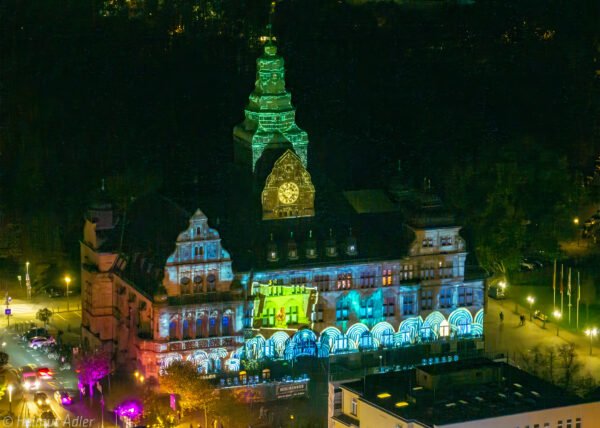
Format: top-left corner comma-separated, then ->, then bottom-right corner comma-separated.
268,1 -> 276,40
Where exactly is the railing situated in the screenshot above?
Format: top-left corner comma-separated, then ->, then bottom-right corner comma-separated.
167,292 -> 243,306
137,335 -> 244,353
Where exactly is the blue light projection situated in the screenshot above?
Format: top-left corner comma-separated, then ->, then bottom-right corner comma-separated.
159,308 -> 484,373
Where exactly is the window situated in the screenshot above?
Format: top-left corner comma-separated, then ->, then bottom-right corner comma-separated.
209,316 -> 217,337
576,418 -> 581,428
314,274 -> 330,292
271,285 -> 283,296
359,332 -> 373,349
401,265 -> 414,281
421,290 -> 433,310
360,271 -> 376,288
421,264 -> 435,280
440,236 -> 453,246
558,421 -> 563,428
313,305 -> 324,323
382,269 -> 393,286
351,398 -> 358,416
336,336 -> 348,351
196,317 -> 205,337
264,341 -> 274,358
286,306 -> 298,324
222,313 -> 231,335
207,274 -> 217,292
439,288 -> 453,308
403,294 -> 415,315
336,300 -> 350,321
196,227 -> 201,236
382,330 -> 394,346
567,419 -> 572,428
359,300 -> 374,319
422,238 -> 434,248
383,296 -> 395,317
337,273 -> 352,290
458,319 -> 471,335
439,320 -> 450,337
263,308 -> 275,327
242,310 -> 252,328
439,261 -> 454,278
458,286 -> 474,307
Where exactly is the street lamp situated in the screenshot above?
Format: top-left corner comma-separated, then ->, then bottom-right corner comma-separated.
527,296 -> 535,321
379,355 -> 383,372
7,384 -> 13,414
573,217 -> 580,225
64,275 -> 71,311
585,328 -> 598,356
553,310 -> 562,336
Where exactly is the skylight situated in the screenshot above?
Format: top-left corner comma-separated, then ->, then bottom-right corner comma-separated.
395,401 -> 409,408
377,393 -> 391,399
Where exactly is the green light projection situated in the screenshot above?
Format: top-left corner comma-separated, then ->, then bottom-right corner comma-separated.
252,283 -> 317,330
238,43 -> 309,171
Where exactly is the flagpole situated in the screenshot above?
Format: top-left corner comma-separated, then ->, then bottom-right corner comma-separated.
552,259 -> 557,309
560,264 -> 564,315
568,268 -> 572,325
577,271 -> 581,330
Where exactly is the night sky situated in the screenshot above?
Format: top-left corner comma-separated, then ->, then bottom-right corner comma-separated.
0,0 -> 598,267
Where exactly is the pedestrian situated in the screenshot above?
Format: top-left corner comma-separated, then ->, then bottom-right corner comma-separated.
499,312 -> 504,323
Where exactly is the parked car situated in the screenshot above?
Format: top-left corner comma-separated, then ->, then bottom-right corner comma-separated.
488,286 -> 506,300
523,258 -> 543,269
29,336 -> 55,349
54,391 -> 73,406
23,328 -> 49,341
534,310 -> 549,322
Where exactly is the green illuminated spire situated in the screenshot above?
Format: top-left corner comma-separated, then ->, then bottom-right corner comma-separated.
233,40 -> 309,172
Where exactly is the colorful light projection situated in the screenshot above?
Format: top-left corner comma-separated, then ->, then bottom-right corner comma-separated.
238,43 -> 309,170
252,282 -> 317,329
159,309 -> 483,373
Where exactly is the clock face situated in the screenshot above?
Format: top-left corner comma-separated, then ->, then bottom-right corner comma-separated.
278,182 -> 300,204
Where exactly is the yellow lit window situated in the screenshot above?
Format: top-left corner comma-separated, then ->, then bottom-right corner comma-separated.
377,393 -> 391,399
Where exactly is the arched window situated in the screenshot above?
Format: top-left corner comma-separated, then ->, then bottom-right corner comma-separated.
335,336 -> 348,352
381,330 -> 394,347
359,331 -> 373,350
440,320 -> 450,337
193,275 -> 204,293
264,341 -> 274,358
169,319 -> 178,340
222,313 -> 232,336
209,314 -> 218,337
196,316 -> 204,338
207,274 -> 217,292
182,319 -> 191,339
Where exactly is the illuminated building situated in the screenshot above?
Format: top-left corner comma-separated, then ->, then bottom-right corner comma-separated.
330,358 -> 600,428
81,40 -> 485,381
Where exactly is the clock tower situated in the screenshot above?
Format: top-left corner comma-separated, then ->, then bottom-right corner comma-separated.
233,41 -> 309,173
261,150 -> 315,220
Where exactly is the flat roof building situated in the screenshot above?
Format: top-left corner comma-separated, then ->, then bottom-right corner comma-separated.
330,358 -> 600,428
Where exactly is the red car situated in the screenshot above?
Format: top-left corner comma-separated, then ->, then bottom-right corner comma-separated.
37,367 -> 54,379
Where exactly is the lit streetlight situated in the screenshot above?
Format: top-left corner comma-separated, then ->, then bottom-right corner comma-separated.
527,296 -> 535,321
553,310 -> 562,336
64,275 -> 71,311
7,384 -> 13,414
573,217 -> 580,225
585,328 -> 598,356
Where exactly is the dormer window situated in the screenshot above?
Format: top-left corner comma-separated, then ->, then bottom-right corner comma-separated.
196,227 -> 201,237
326,229 -> 338,257
441,236 -> 453,246
288,232 -> 298,261
267,234 -> 279,262
422,238 -> 434,248
306,230 -> 317,259
345,228 -> 358,256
